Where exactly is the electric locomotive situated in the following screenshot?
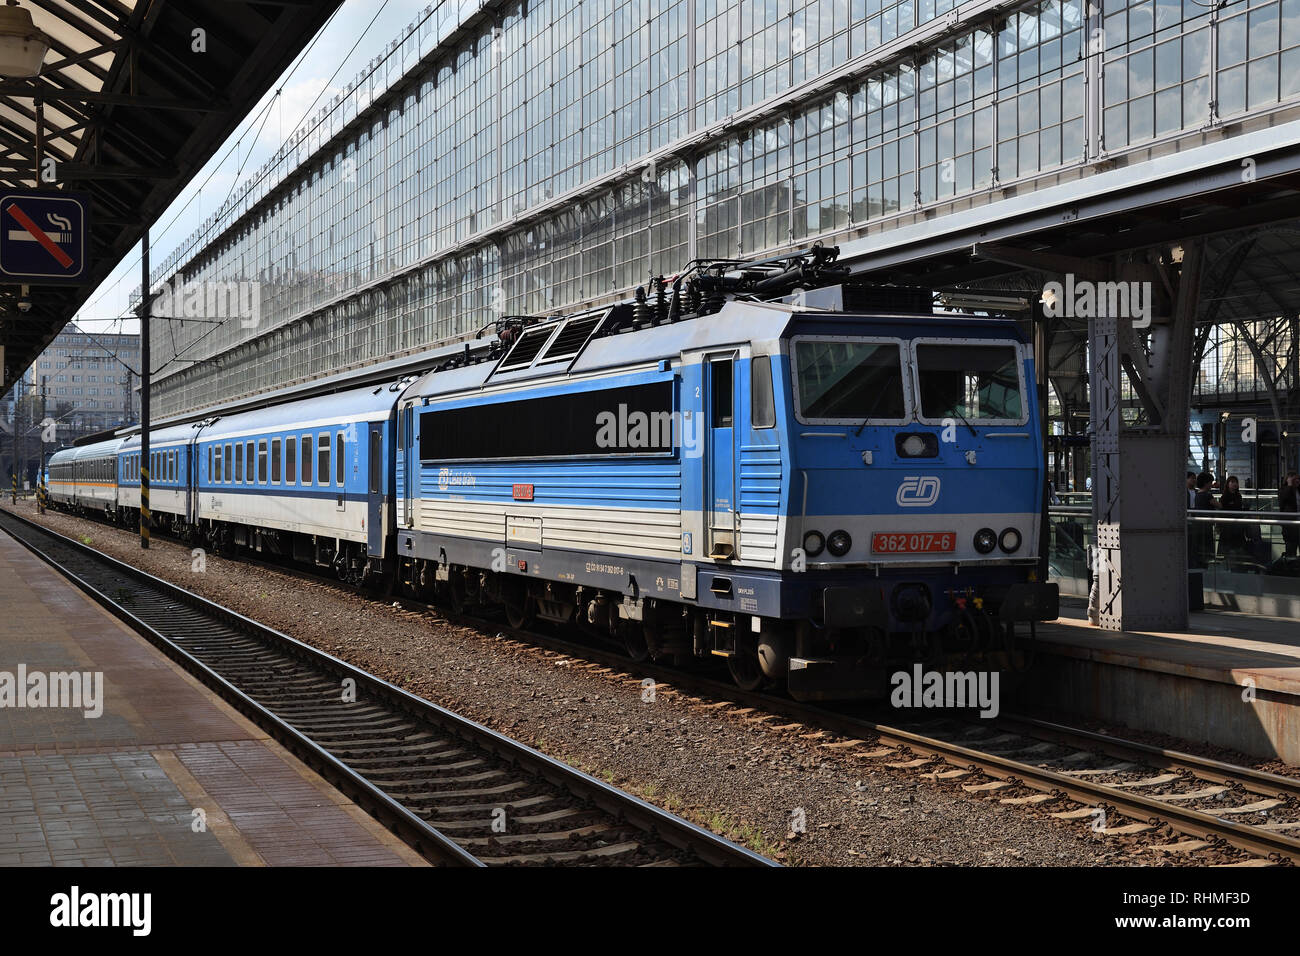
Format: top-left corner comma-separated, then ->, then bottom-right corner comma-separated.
395,248 -> 1058,699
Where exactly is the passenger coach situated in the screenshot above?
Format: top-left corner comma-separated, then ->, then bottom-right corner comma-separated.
192,383 -> 398,584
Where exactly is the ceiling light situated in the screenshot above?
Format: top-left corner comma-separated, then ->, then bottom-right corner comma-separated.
0,2 -> 49,79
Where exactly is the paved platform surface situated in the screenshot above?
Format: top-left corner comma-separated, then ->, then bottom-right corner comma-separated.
1034,601 -> 1300,696
0,529 -> 424,866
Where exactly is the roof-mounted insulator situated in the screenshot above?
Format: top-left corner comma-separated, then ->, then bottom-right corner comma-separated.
633,286 -> 649,330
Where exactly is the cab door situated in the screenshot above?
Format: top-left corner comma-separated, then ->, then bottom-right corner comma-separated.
401,404 -> 415,527
706,352 -> 739,560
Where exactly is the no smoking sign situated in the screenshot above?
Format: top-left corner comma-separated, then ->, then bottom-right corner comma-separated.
0,190 -> 89,282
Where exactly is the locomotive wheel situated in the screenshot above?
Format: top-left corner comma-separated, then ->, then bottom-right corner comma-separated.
445,572 -> 469,614
623,624 -> 650,662
726,643 -> 766,692
505,595 -> 535,630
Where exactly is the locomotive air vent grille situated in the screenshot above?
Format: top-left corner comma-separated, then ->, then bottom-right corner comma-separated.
498,325 -> 557,370
538,315 -> 603,363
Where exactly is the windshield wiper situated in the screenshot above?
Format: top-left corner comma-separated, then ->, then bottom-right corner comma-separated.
949,404 -> 978,437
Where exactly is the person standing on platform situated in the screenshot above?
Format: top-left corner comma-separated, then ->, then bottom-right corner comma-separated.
1217,475 -> 1249,569
1192,472 -> 1218,568
1186,472 -> 1197,509
1281,471 -> 1300,558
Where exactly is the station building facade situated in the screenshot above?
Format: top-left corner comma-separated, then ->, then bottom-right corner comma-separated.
146,0 -> 1300,418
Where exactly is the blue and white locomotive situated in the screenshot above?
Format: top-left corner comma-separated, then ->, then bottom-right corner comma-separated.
44,248 -> 1056,699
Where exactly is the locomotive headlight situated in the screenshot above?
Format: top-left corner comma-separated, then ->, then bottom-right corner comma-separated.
827,530 -> 852,557
973,528 -> 997,554
999,528 -> 1022,553
803,530 -> 826,557
901,434 -> 927,457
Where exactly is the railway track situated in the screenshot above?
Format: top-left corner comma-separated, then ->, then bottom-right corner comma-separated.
0,509 -> 775,868
519,641 -> 1300,863
16,503 -> 1300,865
485,628 -> 1300,864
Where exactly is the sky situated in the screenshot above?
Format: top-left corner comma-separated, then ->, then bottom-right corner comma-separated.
73,0 -> 432,338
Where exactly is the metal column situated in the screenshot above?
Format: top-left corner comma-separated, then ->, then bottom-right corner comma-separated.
139,230 -> 150,549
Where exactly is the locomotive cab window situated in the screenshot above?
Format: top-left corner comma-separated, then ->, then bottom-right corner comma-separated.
915,342 -> 1024,423
793,338 -> 907,423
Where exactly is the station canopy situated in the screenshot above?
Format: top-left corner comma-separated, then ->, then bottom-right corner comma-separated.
0,0 -> 340,392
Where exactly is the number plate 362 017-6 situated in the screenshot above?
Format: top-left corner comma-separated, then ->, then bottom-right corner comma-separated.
871,531 -> 956,553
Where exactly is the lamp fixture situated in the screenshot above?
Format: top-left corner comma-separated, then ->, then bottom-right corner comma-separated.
0,2 -> 49,79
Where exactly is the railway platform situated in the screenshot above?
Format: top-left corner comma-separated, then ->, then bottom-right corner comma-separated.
0,531 -> 423,866
1019,603 -> 1300,766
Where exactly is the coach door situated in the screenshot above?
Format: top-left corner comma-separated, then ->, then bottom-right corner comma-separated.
706,353 -> 738,560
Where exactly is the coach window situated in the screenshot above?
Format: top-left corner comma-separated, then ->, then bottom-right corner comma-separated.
245,441 -> 254,482
751,355 -> 775,428
235,443 -> 244,483
207,447 -> 213,483
272,438 -> 282,483
335,433 -> 345,486
286,437 -> 297,484
258,440 -> 268,483
214,447 -> 223,484
317,432 -> 330,485
224,443 -> 233,482
301,435 -> 313,485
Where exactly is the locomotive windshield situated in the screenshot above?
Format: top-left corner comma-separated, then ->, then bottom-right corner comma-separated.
915,343 -> 1023,422
794,340 -> 906,421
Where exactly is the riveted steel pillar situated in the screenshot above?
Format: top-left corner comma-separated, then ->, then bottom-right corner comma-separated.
1089,243 -> 1202,631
